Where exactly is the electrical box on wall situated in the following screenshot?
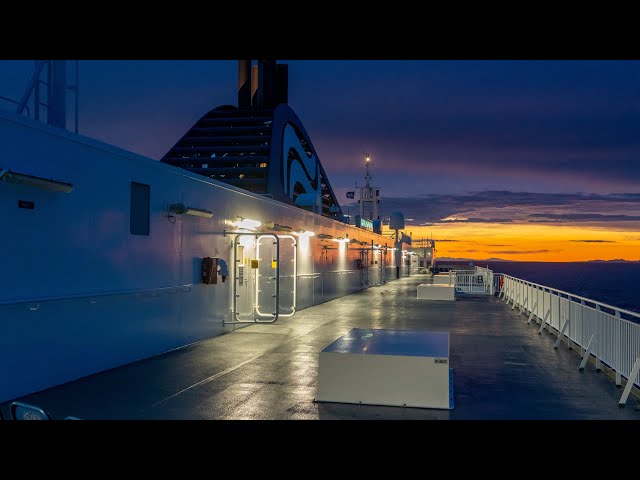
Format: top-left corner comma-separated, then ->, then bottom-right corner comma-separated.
202,257 -> 218,284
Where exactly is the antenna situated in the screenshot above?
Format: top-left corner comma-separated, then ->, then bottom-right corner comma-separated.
363,149 -> 373,186
15,60 -> 80,133
356,147 -> 379,221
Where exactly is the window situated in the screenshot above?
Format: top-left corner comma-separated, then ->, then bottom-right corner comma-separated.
130,182 -> 150,235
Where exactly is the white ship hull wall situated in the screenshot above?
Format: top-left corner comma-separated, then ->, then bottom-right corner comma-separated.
0,113 -> 398,402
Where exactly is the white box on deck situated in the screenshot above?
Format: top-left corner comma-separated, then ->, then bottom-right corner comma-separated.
417,284 -> 456,301
316,329 -> 453,409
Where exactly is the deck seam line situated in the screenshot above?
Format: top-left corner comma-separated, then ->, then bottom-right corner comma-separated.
140,313 -> 352,413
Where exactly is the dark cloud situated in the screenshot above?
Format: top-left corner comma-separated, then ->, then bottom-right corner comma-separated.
525,219 -> 565,223
383,191 -> 640,226
529,213 -> 640,222
614,194 -> 640,200
299,61 -> 640,189
486,244 -> 515,247
434,239 -> 460,242
441,217 -> 513,223
491,249 -> 559,254
569,239 -> 617,243
3,60 -> 640,199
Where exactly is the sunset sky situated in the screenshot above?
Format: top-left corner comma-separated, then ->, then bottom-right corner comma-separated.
2,60 -> 640,261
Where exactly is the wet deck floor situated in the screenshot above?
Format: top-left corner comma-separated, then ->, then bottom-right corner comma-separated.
9,275 -> 640,419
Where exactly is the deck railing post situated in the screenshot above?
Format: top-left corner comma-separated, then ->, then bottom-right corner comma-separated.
538,307 -> 551,335
531,288 -> 543,325
521,286 -> 528,315
528,292 -> 538,323
558,298 -> 573,350
520,281 -> 523,310
554,293 -> 560,335
618,358 -> 640,407
578,299 -> 585,353
554,318 -> 570,349
614,309 -> 622,385
579,333 -> 596,371
567,300 -> 573,350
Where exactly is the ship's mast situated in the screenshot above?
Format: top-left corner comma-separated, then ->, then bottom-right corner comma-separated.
15,60 -> 79,133
358,152 -> 380,221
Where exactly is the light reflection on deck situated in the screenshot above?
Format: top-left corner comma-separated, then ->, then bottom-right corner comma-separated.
6,274 -> 639,420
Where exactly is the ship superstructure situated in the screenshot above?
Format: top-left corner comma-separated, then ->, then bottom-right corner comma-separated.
0,60 -> 401,402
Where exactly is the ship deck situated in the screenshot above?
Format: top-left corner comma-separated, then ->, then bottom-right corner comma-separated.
7,274 -> 639,420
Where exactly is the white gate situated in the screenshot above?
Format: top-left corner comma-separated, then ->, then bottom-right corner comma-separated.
455,267 -> 493,295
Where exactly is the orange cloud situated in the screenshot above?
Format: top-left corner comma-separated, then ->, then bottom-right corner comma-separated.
385,222 -> 640,262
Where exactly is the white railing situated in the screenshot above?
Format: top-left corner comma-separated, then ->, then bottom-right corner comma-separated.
500,275 -> 640,406
454,266 -> 494,295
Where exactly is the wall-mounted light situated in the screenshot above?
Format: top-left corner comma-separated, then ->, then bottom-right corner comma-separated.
169,203 -> 213,218
0,168 -> 73,193
232,217 -> 262,230
293,229 -> 315,237
259,221 -> 293,232
317,233 -> 334,240
333,237 -> 350,244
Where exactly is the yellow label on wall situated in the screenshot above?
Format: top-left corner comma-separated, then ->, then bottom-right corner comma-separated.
251,260 -> 259,269
272,260 -> 278,269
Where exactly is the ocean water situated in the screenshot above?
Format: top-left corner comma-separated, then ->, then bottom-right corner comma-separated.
474,262 -> 640,314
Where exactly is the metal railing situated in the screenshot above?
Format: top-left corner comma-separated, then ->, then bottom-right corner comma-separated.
0,283 -> 194,307
454,266 -> 494,295
500,275 -> 640,406
0,96 -> 30,116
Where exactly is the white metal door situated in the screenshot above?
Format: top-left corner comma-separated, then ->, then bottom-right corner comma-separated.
227,233 -> 280,325
256,235 -> 296,318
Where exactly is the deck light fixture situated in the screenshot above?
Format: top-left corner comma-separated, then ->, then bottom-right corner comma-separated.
0,168 -> 73,193
232,217 -> 262,230
169,203 -> 213,218
293,229 -> 315,237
